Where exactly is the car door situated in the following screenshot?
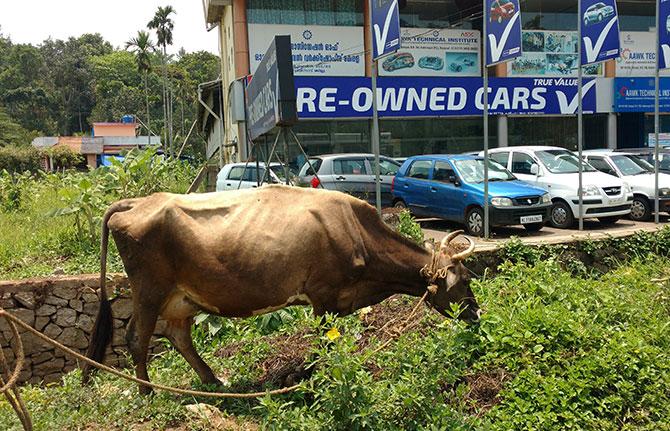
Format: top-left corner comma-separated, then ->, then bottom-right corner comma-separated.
428,161 -> 462,220
398,159 -> 434,216
510,151 -> 541,185
332,157 -> 372,201
366,156 -> 401,207
490,151 -> 510,170
221,166 -> 251,190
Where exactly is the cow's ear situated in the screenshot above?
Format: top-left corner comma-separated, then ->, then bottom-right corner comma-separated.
423,240 -> 435,252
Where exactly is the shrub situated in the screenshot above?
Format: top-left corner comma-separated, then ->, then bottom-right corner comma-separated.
45,146 -> 84,170
0,146 -> 42,173
396,210 -> 424,244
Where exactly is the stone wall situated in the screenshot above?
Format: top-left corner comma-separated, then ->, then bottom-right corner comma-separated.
0,274 -> 165,385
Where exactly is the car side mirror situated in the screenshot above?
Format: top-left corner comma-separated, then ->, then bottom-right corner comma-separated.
448,175 -> 460,186
530,164 -> 540,176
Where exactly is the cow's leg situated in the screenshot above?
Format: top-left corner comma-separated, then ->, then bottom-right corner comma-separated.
164,318 -> 220,386
126,306 -> 159,395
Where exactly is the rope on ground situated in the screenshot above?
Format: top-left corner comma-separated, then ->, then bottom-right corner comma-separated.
0,310 -> 32,431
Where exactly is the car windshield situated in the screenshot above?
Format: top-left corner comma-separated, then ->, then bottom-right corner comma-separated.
453,159 -> 516,183
611,155 -> 652,176
536,150 -> 596,174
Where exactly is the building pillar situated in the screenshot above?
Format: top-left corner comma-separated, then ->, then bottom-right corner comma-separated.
607,113 -> 617,149
364,0 -> 372,77
233,0 -> 250,79
497,116 -> 509,148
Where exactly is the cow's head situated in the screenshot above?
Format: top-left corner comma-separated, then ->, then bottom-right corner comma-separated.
423,231 -> 480,323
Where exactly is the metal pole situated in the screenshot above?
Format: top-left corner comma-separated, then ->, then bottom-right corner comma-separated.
577,0 -> 584,231
655,0 -> 661,224
283,128 -> 290,185
368,11 -> 383,217
483,2 -> 490,240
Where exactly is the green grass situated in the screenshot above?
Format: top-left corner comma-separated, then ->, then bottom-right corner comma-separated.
1,256 -> 669,430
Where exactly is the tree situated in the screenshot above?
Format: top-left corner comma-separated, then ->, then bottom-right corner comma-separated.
148,5 -> 176,156
126,31 -> 155,145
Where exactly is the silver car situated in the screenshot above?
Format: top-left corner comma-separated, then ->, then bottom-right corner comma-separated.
297,154 -> 401,206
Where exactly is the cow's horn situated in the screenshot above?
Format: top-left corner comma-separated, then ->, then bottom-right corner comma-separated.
451,236 -> 475,262
440,230 -> 464,250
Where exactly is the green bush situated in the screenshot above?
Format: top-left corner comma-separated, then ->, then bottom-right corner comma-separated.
0,146 -> 42,173
396,210 -> 424,244
44,146 -> 84,170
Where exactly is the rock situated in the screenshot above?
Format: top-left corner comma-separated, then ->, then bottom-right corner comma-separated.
76,314 -> 94,334
54,308 -> 77,327
0,309 -> 35,339
83,302 -> 100,315
34,358 -> 63,376
53,287 -> 78,300
44,296 -> 68,307
113,319 -> 125,329
43,373 -> 63,384
113,298 -> 133,319
69,299 -> 83,312
0,298 -> 16,308
52,267 -> 65,275
32,350 -> 55,365
35,304 -> 56,317
43,324 -> 62,339
57,328 -> 88,350
82,293 -> 98,303
13,292 -> 35,309
112,329 -> 127,347
35,316 -> 50,331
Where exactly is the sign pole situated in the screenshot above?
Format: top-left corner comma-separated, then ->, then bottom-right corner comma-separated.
655,0 -> 661,224
483,2 -> 490,240
371,60 -> 383,216
577,0 -> 584,232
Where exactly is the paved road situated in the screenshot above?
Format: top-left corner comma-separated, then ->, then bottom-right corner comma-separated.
420,215 -> 670,252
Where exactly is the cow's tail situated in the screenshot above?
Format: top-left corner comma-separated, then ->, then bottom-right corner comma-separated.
82,199 -> 137,384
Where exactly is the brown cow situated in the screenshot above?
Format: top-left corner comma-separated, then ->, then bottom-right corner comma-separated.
82,185 -> 478,394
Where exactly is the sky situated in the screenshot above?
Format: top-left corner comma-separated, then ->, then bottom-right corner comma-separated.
0,0 -> 219,54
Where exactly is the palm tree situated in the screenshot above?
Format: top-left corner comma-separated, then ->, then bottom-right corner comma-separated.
126,31 -> 155,147
148,5 -> 176,156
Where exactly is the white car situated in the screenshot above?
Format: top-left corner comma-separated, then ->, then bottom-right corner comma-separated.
584,150 -> 670,221
216,162 -> 285,191
482,146 -> 633,228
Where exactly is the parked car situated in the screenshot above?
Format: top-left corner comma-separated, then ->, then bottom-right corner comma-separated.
484,146 -> 633,228
216,162 -> 285,191
490,0 -> 515,23
584,150 -> 670,221
614,147 -> 670,174
583,2 -> 615,27
418,56 -> 444,71
382,53 -> 415,72
448,56 -> 476,73
297,154 -> 401,206
392,155 -> 552,236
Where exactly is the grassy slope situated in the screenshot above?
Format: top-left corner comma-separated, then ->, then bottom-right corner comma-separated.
0,256 -> 668,430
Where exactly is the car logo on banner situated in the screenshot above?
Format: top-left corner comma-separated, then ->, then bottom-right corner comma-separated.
486,0 -> 523,65
580,0 -> 621,65
371,0 -> 401,60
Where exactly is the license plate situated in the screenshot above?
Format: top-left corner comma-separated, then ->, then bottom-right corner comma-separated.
520,215 -> 543,224
609,197 -> 623,204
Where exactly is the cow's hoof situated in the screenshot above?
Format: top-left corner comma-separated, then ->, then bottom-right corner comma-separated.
138,385 -> 154,396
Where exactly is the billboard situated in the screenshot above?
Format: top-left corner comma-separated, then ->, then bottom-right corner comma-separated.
246,36 -> 298,141
248,24 -> 365,77
378,28 -> 480,77
580,0 -> 621,65
294,76 -> 599,118
371,0 -> 401,60
613,77 -> 670,112
508,31 -> 603,77
486,0 -> 522,65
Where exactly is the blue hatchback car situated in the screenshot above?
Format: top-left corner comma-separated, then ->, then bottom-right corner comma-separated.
392,155 -> 553,236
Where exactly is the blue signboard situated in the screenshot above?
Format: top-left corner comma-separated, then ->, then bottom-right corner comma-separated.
660,0 -> 670,69
371,0 -> 401,60
580,0 -> 621,65
613,77 -> 670,112
294,76 -> 598,118
246,35 -> 297,141
486,0 -> 522,65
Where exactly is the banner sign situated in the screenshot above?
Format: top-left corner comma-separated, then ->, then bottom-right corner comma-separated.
613,77 -> 670,112
580,0 -> 621,65
378,28 -> 480,77
248,24 -> 365,76
660,0 -> 670,69
486,0 -> 522,65
617,32 -> 660,77
509,31 -> 602,77
246,36 -> 298,141
295,76 -> 598,118
648,133 -> 670,146
371,0 -> 401,60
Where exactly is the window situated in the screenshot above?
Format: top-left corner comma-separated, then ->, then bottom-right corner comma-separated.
611,155 -> 650,176
407,160 -> 432,179
227,166 -> 266,182
490,152 -> 510,167
433,162 -> 456,183
334,158 -> 367,175
511,152 -> 536,175
454,159 -> 515,183
298,158 -> 323,176
369,158 -> 400,175
248,0 -> 363,25
536,150 -> 597,174
588,157 -> 618,176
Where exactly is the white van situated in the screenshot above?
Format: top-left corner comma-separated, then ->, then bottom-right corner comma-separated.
584,150 -> 670,221
216,162 -> 285,191
483,146 -> 633,228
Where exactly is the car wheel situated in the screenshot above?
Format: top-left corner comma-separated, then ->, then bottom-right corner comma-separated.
465,207 -> 485,237
598,216 -> 621,225
598,13 -> 603,22
394,200 -> 408,210
584,17 -> 589,26
523,223 -> 544,233
498,16 -> 503,24
630,196 -> 652,221
550,201 -> 575,229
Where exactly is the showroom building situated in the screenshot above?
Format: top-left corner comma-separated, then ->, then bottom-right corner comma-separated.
202,0 -> 664,166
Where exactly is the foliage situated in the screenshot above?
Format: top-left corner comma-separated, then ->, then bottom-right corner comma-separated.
0,145 -> 42,173
396,210 -> 424,244
44,146 -> 84,170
